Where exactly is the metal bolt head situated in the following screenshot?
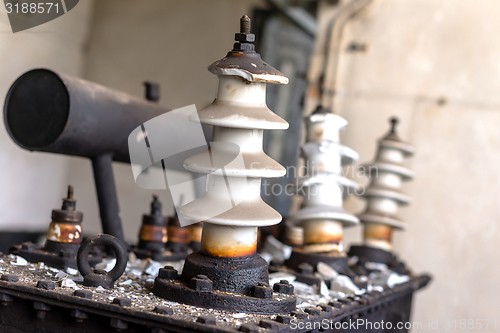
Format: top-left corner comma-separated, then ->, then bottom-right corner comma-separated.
1,274 -> 19,282
298,262 -> 313,275
196,316 -> 216,325
37,280 -> 55,290
239,323 -> 259,333
329,301 -> 343,309
273,281 -> 294,295
113,297 -> 131,307
154,306 -> 173,315
157,267 -> 178,280
305,307 -> 321,316
190,276 -> 212,291
235,33 -> 255,43
320,305 -> 333,312
110,318 -> 128,330
34,302 -> 51,311
251,284 -> 272,299
70,309 -> 88,322
291,311 -> 308,319
259,319 -> 279,329
276,315 -> 293,324
74,289 -> 93,299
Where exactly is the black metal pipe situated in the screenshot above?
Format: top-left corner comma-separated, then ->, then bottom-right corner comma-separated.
4,69 -> 170,242
92,154 -> 123,242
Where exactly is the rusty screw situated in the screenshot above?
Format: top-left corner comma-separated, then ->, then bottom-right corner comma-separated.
273,279 -> 294,295
190,275 -> 212,291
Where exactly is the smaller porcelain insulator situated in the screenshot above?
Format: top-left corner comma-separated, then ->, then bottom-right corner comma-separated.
358,118 -> 415,251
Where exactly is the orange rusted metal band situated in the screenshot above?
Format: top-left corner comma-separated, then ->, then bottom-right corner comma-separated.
167,226 -> 190,244
364,224 -> 393,242
139,224 -> 167,243
201,242 -> 257,258
46,221 -> 82,244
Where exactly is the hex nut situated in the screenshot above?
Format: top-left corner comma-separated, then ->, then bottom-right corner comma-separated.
37,280 -> 55,290
196,316 -> 216,325
157,267 -> 178,280
251,284 -> 272,299
74,290 -> 93,299
234,33 -> 255,43
34,302 -> 51,311
113,297 -> 131,307
259,319 -> 279,329
1,274 -> 19,282
305,307 -> 321,316
291,311 -> 308,319
70,309 -> 88,321
239,323 -> 259,333
276,315 -> 293,324
273,280 -> 294,295
190,276 -> 212,291
110,318 -> 128,330
154,306 -> 173,315
320,305 -> 333,312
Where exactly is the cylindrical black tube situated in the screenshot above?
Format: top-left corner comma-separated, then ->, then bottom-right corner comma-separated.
92,153 -> 124,242
4,68 -> 169,162
4,69 -> 171,241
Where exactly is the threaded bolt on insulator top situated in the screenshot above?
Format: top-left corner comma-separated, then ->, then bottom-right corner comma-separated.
151,194 -> 162,216
62,185 -> 76,211
240,15 -> 251,34
389,117 -> 399,134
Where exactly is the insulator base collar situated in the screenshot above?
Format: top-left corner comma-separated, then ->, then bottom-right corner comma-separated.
153,251 -> 296,314
9,241 -> 102,270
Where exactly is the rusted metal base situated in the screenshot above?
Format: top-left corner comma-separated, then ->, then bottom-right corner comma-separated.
348,245 -> 410,275
9,241 -> 102,270
153,251 -> 297,314
0,271 -> 431,332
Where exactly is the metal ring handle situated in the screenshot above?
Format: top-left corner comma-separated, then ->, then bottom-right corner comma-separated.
77,234 -> 127,285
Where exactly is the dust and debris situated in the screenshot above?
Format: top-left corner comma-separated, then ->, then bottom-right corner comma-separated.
0,254 -> 410,329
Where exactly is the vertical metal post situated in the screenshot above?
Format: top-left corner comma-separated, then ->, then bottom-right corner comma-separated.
92,153 -> 124,242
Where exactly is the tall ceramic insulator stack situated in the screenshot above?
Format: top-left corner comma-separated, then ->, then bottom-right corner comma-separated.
357,118 -> 415,251
290,106 -> 359,253
181,30 -> 288,263
153,16 -> 296,314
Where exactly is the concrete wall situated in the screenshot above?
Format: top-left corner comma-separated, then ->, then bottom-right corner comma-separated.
332,0 -> 500,330
0,0 -> 94,231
